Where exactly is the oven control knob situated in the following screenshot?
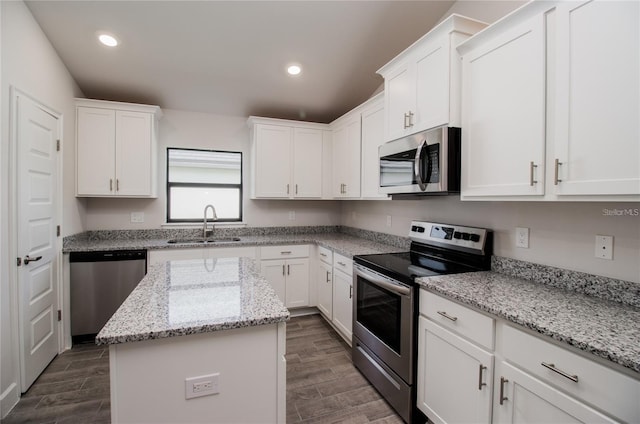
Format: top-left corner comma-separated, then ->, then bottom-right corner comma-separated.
417,227 -> 425,233
411,225 -> 418,232
469,233 -> 481,242
462,232 -> 471,241
453,231 -> 462,239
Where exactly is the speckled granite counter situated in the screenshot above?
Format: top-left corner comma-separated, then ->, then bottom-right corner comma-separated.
63,231 -> 407,259
416,271 -> 640,374
96,257 -> 289,345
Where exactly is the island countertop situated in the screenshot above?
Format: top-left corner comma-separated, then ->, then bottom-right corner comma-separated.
96,257 -> 289,345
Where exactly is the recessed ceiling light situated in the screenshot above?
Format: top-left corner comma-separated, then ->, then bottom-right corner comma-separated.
98,33 -> 119,47
287,64 -> 302,76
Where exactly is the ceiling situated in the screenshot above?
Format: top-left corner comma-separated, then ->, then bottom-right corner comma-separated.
25,1 -> 456,123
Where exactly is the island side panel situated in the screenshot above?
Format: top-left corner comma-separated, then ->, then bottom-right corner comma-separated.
109,323 -> 283,423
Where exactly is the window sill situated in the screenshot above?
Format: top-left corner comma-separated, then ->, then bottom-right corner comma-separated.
161,222 -> 248,229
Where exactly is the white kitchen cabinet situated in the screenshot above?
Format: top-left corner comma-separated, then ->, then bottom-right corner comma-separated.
378,14 -> 487,142
360,94 -> 389,199
418,291 -> 494,424
248,117 -> 325,199
493,360 -> 616,424
331,113 -> 361,198
316,247 -> 333,319
332,268 -> 352,344
459,0 -> 640,201
260,245 -> 310,308
417,317 -> 493,424
76,99 -> 161,198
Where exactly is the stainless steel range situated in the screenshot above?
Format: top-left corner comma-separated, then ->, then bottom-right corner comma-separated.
352,221 -> 493,423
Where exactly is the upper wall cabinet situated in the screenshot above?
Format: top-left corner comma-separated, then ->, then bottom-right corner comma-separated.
248,117 -> 327,199
331,111 -> 362,198
359,94 -> 388,200
76,99 -> 162,198
459,0 -> 640,201
377,14 -> 487,142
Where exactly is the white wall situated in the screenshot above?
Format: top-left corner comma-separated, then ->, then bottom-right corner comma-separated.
0,1 -> 84,416
83,108 -> 341,230
341,198 -> 640,283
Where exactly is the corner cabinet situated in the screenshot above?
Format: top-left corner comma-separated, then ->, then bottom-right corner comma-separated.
377,14 -> 487,142
248,117 -> 326,199
459,0 -> 640,201
75,99 -> 161,198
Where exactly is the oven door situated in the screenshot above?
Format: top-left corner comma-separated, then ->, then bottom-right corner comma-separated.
378,127 -> 445,195
353,264 -> 414,383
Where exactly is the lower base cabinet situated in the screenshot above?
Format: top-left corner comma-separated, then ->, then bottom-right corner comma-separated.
331,269 -> 353,342
417,317 -> 493,424
260,258 -> 309,308
493,361 -> 616,424
316,260 -> 333,318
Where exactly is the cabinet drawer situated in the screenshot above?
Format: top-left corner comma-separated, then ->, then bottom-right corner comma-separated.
420,290 -> 494,350
261,245 -> 309,260
501,324 -> 640,423
333,253 -> 353,276
318,246 -> 333,265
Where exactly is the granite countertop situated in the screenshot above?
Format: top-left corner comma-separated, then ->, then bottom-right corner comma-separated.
96,257 -> 289,345
63,232 -> 407,259
416,271 -> 640,374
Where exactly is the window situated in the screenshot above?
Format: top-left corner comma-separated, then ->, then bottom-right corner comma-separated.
167,148 -> 242,223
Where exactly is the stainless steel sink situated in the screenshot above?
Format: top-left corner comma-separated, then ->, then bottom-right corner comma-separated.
167,237 -> 241,244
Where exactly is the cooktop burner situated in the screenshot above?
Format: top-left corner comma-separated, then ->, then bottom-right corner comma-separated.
353,221 -> 493,286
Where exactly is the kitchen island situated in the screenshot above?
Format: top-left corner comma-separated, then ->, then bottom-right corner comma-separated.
96,257 -> 289,424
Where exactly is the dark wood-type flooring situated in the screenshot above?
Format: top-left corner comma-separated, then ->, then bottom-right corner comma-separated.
3,314 -> 401,423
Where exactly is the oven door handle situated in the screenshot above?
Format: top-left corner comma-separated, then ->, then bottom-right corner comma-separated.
355,266 -> 411,296
414,140 -> 429,191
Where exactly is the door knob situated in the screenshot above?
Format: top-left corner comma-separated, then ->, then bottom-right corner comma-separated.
24,255 -> 43,265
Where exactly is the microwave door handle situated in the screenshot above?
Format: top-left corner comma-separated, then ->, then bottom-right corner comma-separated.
355,266 -> 411,296
414,140 -> 428,191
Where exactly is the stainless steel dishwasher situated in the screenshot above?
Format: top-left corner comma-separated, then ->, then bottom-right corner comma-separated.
70,250 -> 147,343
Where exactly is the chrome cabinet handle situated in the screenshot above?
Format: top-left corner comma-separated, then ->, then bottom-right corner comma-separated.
326,271 -> 331,282
280,251 -> 292,255
282,265 -> 285,276
554,159 -> 563,185
116,179 -> 119,191
286,184 -> 290,194
295,184 -> 298,194
320,253 -> 327,257
24,255 -> 43,265
403,112 -> 410,129
408,111 -> 414,127
110,178 -> 113,191
437,310 -> 458,322
478,365 -> 487,390
530,161 -> 538,186
541,362 -> 578,382
349,285 -> 353,299
499,377 -> 508,405
337,261 -> 346,267
287,264 -> 290,275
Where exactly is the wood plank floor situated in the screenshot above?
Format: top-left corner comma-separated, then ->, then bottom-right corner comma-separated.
3,314 -> 402,424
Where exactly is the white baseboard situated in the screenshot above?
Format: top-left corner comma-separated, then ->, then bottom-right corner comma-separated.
1,382 -> 19,419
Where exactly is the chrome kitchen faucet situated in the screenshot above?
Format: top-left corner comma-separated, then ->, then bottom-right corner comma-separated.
203,204 -> 218,238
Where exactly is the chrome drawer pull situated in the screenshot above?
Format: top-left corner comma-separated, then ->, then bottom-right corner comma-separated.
478,365 -> 487,390
337,261 -> 346,266
437,311 -> 458,322
326,271 -> 331,282
530,161 -> 538,186
280,251 -> 292,255
499,377 -> 508,405
554,159 -> 563,185
541,362 -> 579,382
320,253 -> 327,257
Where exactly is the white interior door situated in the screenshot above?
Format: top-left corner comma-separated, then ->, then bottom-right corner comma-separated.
16,93 -> 60,392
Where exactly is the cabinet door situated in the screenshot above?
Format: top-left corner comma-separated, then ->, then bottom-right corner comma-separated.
332,124 -> 347,197
343,117 -> 362,198
260,259 -> 286,305
417,317 -> 493,424
76,107 -> 115,196
115,111 -> 153,196
316,261 -> 333,318
285,258 -> 309,308
292,128 -> 323,198
360,99 -> 388,199
254,124 -> 292,198
553,0 -> 640,196
461,13 -> 546,197
493,361 -> 617,424
414,38 -> 450,132
332,269 -> 353,343
384,62 -> 414,141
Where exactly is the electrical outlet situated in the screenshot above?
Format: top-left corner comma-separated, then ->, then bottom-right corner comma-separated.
130,212 -> 144,223
288,210 -> 295,221
515,227 -> 529,248
185,373 -> 219,399
386,215 -> 392,227
595,235 -> 613,260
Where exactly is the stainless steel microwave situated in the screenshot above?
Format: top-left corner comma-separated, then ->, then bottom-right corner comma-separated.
378,126 -> 461,196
